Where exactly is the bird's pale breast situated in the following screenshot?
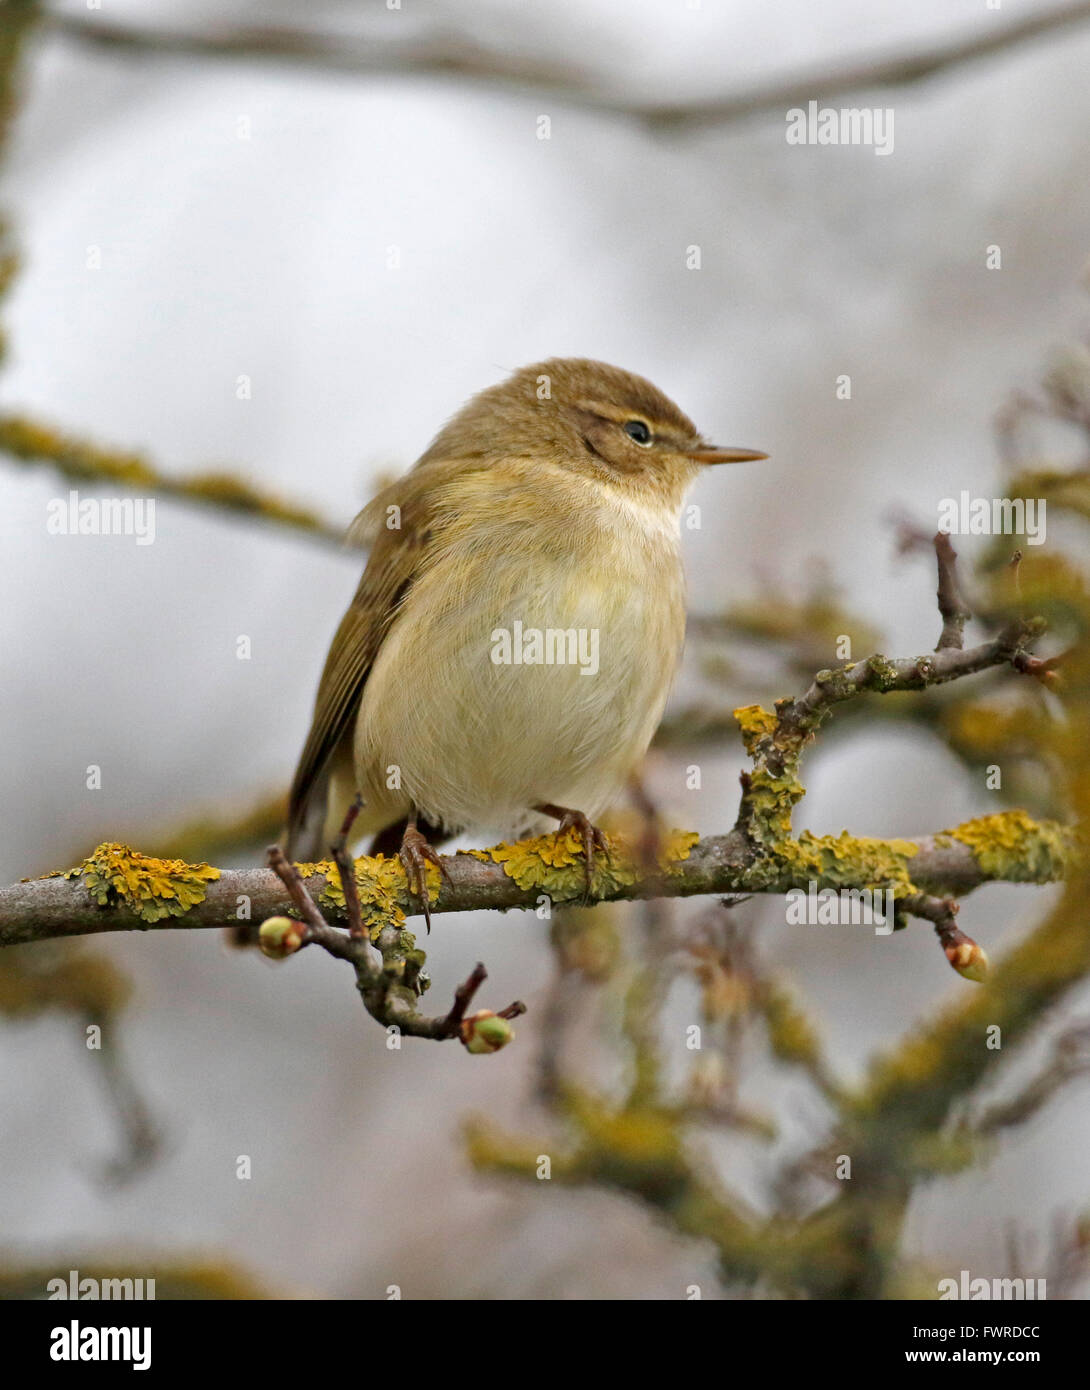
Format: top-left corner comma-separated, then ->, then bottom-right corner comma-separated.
353,467 -> 687,838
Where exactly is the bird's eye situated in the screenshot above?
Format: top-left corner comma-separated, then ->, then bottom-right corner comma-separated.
624,420 -> 652,446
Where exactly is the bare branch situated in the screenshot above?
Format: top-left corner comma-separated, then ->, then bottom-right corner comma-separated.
45,5 -> 1090,131
934,532 -> 972,651
975,1022 -> 1090,1134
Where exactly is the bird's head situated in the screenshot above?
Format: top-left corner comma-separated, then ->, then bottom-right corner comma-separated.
418,357 -> 766,509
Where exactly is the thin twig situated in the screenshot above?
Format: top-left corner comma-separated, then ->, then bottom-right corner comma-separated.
975,1022 -> 1090,1134
331,797 -> 365,939
265,844 -> 363,965
265,844 -> 522,1043
439,962 -> 488,1038
934,532 -> 971,652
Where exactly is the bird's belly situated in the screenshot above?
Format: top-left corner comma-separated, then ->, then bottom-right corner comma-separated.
354,548 -> 683,836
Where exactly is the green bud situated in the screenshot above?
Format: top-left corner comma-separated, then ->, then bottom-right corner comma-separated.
258,915 -> 305,960
946,939 -> 988,983
460,1010 -> 514,1054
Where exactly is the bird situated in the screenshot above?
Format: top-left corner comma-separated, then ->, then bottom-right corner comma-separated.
286,357 -> 766,926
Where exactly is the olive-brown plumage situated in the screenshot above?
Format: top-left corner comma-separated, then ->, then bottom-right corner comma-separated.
287,358 -> 765,921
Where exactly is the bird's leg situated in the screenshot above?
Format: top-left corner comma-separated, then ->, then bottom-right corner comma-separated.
534,802 -> 610,896
398,807 -> 450,933
330,796 -> 366,937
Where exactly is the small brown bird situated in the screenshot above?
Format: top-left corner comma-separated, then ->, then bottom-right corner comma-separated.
287,358 -> 765,923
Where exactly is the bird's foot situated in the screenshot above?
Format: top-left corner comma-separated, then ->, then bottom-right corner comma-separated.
536,803 -> 610,896
399,824 -> 450,933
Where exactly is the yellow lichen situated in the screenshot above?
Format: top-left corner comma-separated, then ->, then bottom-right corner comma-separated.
65,843 -> 219,923
733,703 -> 778,754
661,828 -> 700,868
767,831 -> 919,895
0,414 -> 329,533
946,810 -> 1078,883
295,854 -> 437,939
485,828 -> 627,899
742,769 -> 807,843
483,826 -> 700,902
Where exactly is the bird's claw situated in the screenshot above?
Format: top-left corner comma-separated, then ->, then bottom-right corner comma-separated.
399,827 -> 447,932
556,810 -> 610,896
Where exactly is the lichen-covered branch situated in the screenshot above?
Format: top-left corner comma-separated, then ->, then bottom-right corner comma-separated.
732,616 -> 1046,849
0,413 -> 345,548
0,810 -> 1075,950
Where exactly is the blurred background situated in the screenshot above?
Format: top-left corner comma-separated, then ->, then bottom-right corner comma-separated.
1,0 -> 1089,1298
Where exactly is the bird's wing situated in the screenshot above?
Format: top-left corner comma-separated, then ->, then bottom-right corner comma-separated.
285,464 -> 453,858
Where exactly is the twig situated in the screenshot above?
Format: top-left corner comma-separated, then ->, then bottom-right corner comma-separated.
788,621 -> 1042,731
934,532 -> 971,651
263,845 -> 522,1044
900,892 -> 988,981
265,844 -> 358,962
975,1021 -> 1090,1134
734,618 -> 1045,838
331,798 -> 365,939
439,962 -> 488,1038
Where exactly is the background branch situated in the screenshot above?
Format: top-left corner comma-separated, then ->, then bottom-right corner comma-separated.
44,4 -> 1090,131
0,413 -> 346,549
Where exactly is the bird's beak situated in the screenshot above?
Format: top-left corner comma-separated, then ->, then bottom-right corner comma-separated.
686,444 -> 769,465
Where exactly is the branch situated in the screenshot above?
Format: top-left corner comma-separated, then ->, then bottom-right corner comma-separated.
933,531 -> 972,651
1,562 -> 1069,964
262,843 -> 525,1046
733,616 -> 1044,843
0,813 -> 1073,949
0,548 -> 1073,1048
46,4 -> 1090,131
973,1021 -> 1090,1135
0,413 -> 347,550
